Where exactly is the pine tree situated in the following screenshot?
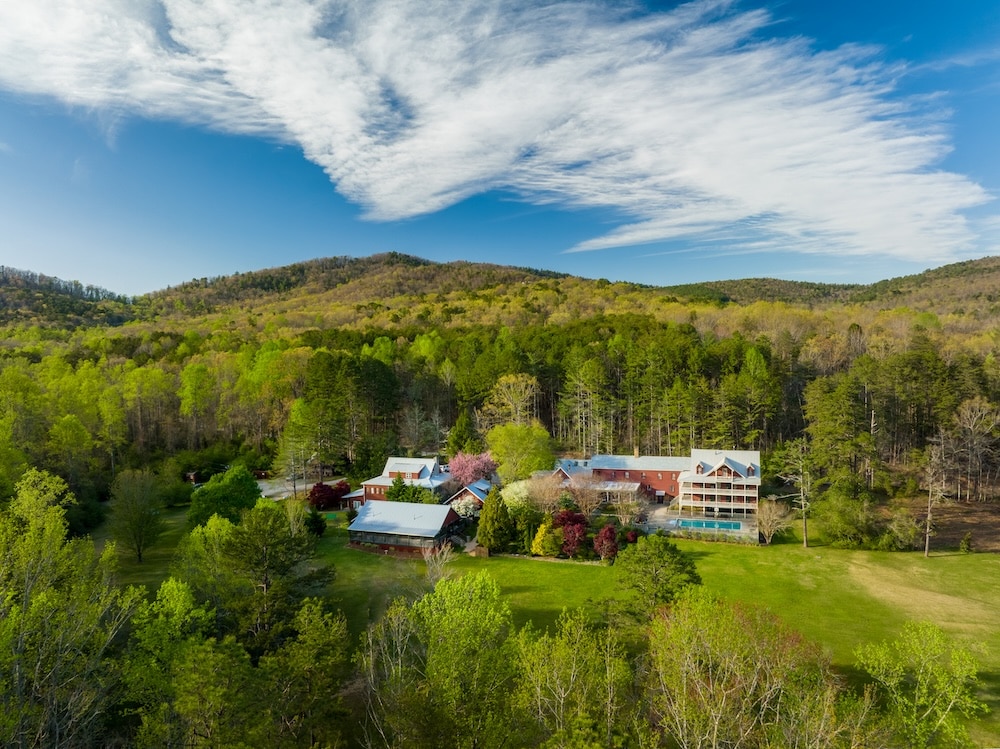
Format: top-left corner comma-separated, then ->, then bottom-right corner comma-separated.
477,488 -> 512,553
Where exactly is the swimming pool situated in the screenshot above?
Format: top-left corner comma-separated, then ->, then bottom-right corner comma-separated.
672,518 -> 743,531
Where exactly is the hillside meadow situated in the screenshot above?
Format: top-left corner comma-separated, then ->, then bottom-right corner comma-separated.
103,510 -> 1000,744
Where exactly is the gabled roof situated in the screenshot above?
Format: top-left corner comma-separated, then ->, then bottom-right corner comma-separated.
349,500 -> 457,538
382,456 -> 442,478
363,456 -> 450,491
554,459 -> 592,477
680,449 -> 761,483
447,478 -> 492,504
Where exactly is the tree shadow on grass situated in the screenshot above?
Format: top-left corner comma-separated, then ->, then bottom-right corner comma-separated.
976,670 -> 1000,727
677,548 -> 717,563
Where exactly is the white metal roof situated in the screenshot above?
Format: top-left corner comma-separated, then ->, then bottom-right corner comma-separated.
349,500 -> 455,537
680,449 -> 761,483
589,454 -> 690,472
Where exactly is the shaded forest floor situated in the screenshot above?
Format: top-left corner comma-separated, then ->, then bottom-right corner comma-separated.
899,498 -> 1000,554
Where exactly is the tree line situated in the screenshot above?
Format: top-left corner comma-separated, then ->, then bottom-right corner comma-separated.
3,308 -> 1000,537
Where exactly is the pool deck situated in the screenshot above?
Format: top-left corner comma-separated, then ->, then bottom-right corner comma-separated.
644,505 -> 759,541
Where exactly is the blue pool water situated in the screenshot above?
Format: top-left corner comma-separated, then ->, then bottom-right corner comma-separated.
673,518 -> 742,531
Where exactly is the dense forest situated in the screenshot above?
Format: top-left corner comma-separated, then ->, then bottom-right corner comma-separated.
5,253 -> 1000,531
1,253 -> 997,746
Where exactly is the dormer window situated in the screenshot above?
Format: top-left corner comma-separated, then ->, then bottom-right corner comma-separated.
748,465 -> 755,476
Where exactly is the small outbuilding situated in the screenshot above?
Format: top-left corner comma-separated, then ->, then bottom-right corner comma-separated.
445,478 -> 493,509
348,500 -> 460,551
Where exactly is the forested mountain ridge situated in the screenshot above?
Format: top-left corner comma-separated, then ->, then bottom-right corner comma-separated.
135,251 -> 1000,323
8,253 -> 1000,333
139,252 -> 570,318
0,265 -> 133,327
657,255 -> 1000,311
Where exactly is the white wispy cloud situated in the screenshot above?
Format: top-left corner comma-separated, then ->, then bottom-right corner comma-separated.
0,0 -> 990,263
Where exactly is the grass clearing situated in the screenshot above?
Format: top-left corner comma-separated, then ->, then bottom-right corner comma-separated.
91,504 -> 191,592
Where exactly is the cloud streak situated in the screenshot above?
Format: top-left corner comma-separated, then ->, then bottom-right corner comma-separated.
0,0 -> 990,263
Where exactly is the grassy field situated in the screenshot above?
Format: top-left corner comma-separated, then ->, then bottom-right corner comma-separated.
317,521 -> 1000,742
98,510 -> 1000,744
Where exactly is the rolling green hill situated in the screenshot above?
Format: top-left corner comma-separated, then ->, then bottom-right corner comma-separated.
7,253 -> 1000,333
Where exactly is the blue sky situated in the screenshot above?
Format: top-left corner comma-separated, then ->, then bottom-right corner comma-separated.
1,0 -> 999,296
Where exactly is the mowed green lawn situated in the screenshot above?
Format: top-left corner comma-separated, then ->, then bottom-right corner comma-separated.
100,511 -> 1000,743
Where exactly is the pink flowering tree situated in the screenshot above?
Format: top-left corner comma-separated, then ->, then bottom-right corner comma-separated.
448,452 -> 498,487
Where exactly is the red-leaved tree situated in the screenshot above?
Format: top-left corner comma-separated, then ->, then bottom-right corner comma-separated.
308,480 -> 351,510
553,509 -> 589,557
594,523 -> 619,561
448,452 -> 498,487
553,509 -> 587,529
562,522 -> 589,557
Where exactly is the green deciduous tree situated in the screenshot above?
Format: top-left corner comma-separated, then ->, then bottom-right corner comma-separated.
478,373 -> 539,432
45,413 -> 94,491
614,532 -> 700,613
486,421 -> 555,484
0,412 -> 29,500
384,474 -> 437,504
358,597 -> 428,748
412,572 -> 518,746
647,587 -> 878,749
359,573 -> 519,749
173,514 -> 241,636
0,469 -> 142,748
124,577 -> 214,741
258,599 -> 350,747
179,361 -> 218,449
109,468 -> 164,563
515,609 -> 632,746
187,465 -> 261,527
855,621 -> 987,749
145,635 -> 260,747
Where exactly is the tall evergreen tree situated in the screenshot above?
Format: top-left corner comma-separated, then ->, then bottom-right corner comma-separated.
477,487 -> 513,553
